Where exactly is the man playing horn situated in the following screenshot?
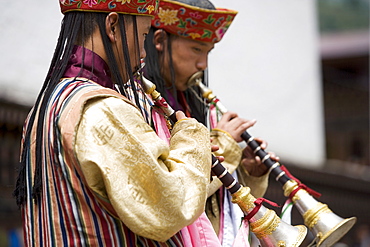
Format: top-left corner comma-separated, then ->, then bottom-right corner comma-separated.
143,0 -> 279,246
13,0 -> 220,246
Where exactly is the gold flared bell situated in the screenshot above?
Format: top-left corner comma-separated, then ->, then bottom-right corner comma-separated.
251,208 -> 307,247
232,186 -> 308,247
283,180 -> 357,247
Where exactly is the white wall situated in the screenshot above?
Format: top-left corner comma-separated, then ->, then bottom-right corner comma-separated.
0,1 -> 62,105
208,1 -> 326,168
0,0 -> 326,168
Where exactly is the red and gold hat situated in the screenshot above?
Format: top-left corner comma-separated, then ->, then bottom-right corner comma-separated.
152,0 -> 237,43
60,0 -> 159,17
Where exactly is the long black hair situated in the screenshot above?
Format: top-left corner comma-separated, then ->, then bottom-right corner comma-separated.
143,0 -> 216,125
13,11 -> 141,207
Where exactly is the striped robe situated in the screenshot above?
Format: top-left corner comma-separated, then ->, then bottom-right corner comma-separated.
21,78 -> 210,246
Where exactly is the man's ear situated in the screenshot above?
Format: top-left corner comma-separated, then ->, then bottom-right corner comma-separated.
153,29 -> 168,52
105,12 -> 119,43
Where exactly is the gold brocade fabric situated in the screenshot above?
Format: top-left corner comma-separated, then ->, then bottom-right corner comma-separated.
74,96 -> 212,242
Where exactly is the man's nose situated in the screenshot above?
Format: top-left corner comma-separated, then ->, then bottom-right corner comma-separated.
140,46 -> 146,60
196,56 -> 208,71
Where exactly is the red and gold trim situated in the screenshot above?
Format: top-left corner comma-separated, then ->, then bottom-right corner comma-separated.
60,0 -> 159,17
152,0 -> 237,43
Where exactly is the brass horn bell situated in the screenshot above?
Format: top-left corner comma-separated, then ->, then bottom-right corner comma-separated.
283,180 -> 357,247
232,186 -> 307,247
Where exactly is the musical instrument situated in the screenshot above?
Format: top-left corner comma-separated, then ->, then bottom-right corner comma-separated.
141,75 -> 308,247
187,71 -> 357,247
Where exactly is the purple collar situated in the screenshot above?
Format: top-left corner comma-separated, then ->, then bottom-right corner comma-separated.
63,46 -> 114,89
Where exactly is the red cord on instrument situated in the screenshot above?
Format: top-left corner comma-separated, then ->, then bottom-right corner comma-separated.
280,165 -> 322,199
155,97 -> 169,108
244,198 -> 280,222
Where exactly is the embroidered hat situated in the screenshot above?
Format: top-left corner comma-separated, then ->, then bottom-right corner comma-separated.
60,0 -> 159,17
152,0 -> 237,43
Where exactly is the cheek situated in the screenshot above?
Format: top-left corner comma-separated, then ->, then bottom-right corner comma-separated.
172,56 -> 186,76
173,50 -> 192,70
172,59 -> 194,88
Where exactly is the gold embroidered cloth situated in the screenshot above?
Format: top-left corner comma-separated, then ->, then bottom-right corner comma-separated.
75,96 -> 212,241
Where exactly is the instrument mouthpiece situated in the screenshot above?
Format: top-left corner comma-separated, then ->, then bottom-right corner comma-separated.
186,71 -> 204,87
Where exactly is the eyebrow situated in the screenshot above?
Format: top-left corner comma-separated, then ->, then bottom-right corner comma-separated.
195,41 -> 214,48
200,42 -> 214,50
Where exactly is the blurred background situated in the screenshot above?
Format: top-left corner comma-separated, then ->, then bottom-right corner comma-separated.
0,0 -> 369,246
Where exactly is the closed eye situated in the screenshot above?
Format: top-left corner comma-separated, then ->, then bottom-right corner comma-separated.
192,47 -> 202,53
